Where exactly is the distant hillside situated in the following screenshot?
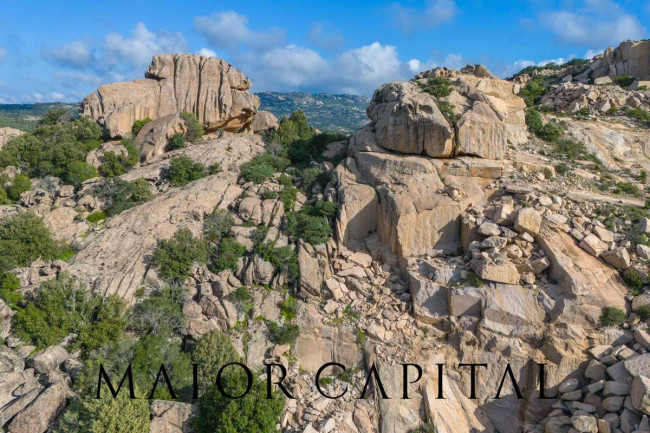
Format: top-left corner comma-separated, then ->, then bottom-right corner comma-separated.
0,103 -> 77,132
257,91 -> 369,133
0,93 -> 370,134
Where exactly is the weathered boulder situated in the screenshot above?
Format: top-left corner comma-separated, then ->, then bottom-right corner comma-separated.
7,380 -> 72,433
0,127 -> 23,149
135,113 -> 188,163
81,54 -> 259,138
251,110 -> 279,133
150,400 -> 196,433
298,245 -> 323,297
85,141 -> 129,168
367,81 -> 455,157
583,40 -> 650,81
632,375 -> 650,415
29,346 -> 69,375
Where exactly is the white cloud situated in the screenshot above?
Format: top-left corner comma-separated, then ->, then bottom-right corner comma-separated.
42,40 -> 95,68
540,0 -> 645,46
391,0 -> 457,32
50,91 -> 65,100
0,48 -> 7,61
584,48 -> 604,59
104,22 -> 187,70
307,23 -> 344,51
194,11 -> 285,51
197,48 -> 217,58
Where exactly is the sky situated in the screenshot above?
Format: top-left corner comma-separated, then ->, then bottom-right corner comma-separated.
0,0 -> 648,103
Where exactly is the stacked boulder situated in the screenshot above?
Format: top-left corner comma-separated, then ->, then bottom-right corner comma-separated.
81,54 -> 260,138
540,82 -> 650,114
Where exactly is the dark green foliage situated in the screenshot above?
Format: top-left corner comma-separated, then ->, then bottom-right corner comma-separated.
525,109 -> 563,142
638,305 -> 650,320
436,100 -> 461,125
203,209 -> 234,243
0,114 -> 103,187
228,287 -> 251,303
255,242 -> 299,280
151,228 -> 210,283
600,307 -> 626,326
0,103 -> 77,132
131,118 -> 151,136
0,212 -> 71,273
614,182 -> 643,198
418,76 -> 452,98
39,107 -> 75,126
639,170 -> 648,183
130,285 -> 186,336
94,178 -> 153,216
166,156 -> 206,187
614,74 -> 635,88
6,174 -> 31,201
408,425 -> 437,433
271,110 -> 314,145
554,162 -> 570,176
240,154 -> 290,184
519,80 -> 549,107
193,368 -> 284,433
210,237 -> 246,273
13,273 -> 127,351
553,139 -> 601,163
287,205 -> 333,245
56,387 -> 151,433
286,132 -> 345,168
180,112 -> 204,142
98,140 -> 139,176
624,267 -> 645,290
86,211 -> 107,224
192,329 -> 243,388
167,133 -> 186,151
269,323 -> 300,345
0,273 -> 21,308
280,297 -> 298,321
208,163 -> 222,174
623,107 -> 650,125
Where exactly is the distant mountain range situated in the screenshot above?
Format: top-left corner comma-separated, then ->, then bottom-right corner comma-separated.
0,92 -> 370,134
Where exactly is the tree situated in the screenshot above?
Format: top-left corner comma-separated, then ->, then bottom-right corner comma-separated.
180,111 -> 204,142
286,210 -> 331,245
130,285 -> 187,336
166,156 -> 206,187
94,178 -> 153,216
151,228 -> 211,283
203,209 -> 234,244
6,174 -> 31,201
192,330 -> 242,387
209,237 -> 246,273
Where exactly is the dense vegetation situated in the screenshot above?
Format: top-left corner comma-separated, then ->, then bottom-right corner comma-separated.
0,103 -> 77,132
165,155 -> 206,187
0,108 -> 102,187
151,228 -> 211,283
93,178 -> 153,216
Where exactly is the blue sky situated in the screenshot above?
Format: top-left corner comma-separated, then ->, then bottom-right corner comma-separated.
0,0 -> 648,103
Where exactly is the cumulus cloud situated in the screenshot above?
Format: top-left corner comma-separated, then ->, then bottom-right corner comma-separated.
390,0 -> 457,32
540,0 -> 645,46
307,23 -> 344,51
197,48 -> 217,58
50,91 -> 65,100
104,22 -> 187,70
194,11 -> 285,51
42,40 -> 95,68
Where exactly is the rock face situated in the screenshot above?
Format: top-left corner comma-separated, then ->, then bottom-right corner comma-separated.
0,127 -> 23,149
135,113 -> 188,163
363,66 -> 527,160
586,40 -> 650,80
81,54 -> 260,138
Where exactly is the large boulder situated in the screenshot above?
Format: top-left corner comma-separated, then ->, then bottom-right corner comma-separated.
0,127 -> 23,149
7,380 -> 72,433
135,113 -> 188,163
367,81 -> 455,157
581,40 -> 650,81
81,54 -> 259,138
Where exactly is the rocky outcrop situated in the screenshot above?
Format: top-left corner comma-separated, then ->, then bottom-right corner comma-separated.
251,110 -> 279,133
364,66 -> 527,160
582,40 -> 650,81
135,113 -> 188,163
0,128 -> 23,149
81,54 -> 260,138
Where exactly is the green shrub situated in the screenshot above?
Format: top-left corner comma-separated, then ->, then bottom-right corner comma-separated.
285,132 -> 344,168
6,174 -> 31,201
418,76 -> 453,98
624,107 -> 650,124
408,425 -> 437,433
519,80 -> 549,107
55,386 -> 150,433
287,210 -> 331,245
600,307 -> 626,326
130,285 -> 186,336
554,139 -> 600,163
210,237 -> 246,273
554,162 -> 570,176
255,243 -> 299,280
166,156 -> 206,187
0,273 -> 21,309
0,187 -> 10,205
271,110 -> 314,145
151,228 -> 210,283
0,115 -> 103,186
192,330 -> 243,388
638,305 -> 650,320
436,100 -> 461,125
240,154 -> 290,184
86,211 -> 107,224
525,108 -> 563,142
269,323 -> 300,345
614,182 -> 643,198
167,133 -> 186,151
614,74 -> 635,88
180,112 -> 204,142
0,212 -> 71,273
39,107 -> 75,126
203,209 -> 234,244
193,371 -> 284,433
208,163 -> 222,175
94,178 -> 153,216
13,273 -> 127,351
228,287 -> 251,303
131,118 -> 151,136
121,138 -> 140,166
624,267 -> 645,290
280,297 -> 298,321
639,170 -> 648,183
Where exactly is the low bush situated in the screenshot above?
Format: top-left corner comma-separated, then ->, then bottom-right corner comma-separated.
418,76 -> 452,98
180,112 -> 204,142
13,273 -> 127,351
210,237 -> 246,273
130,285 -> 186,336
600,307 -> 626,326
203,209 -> 234,243
240,154 -> 290,184
554,162 -> 570,176
86,211 -> 107,224
287,210 -> 331,245
285,132 -> 344,168
280,297 -> 299,321
94,178 -> 153,216
6,174 -> 31,201
192,329 -> 243,388
167,133 -> 186,151
638,305 -> 650,321
614,182 -> 643,198
519,80 -> 549,107
269,323 -> 300,345
614,74 -> 635,88
0,273 -> 21,308
525,109 -> 563,142
131,118 -> 151,136
166,156 -> 206,187
151,228 -> 211,283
